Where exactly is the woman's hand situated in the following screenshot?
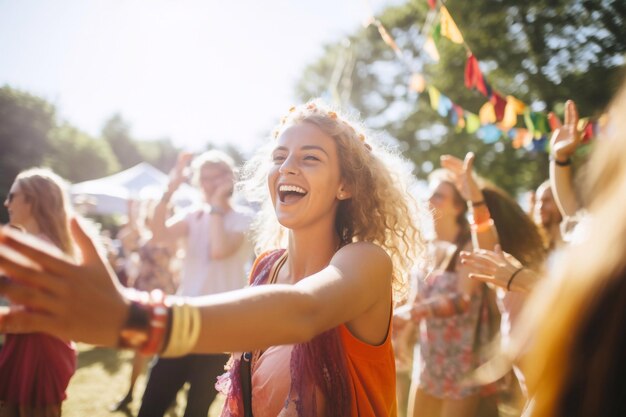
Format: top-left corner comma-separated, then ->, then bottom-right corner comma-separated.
0,218 -> 129,346
549,100 -> 582,163
459,245 -> 536,292
168,152 -> 194,192
440,152 -> 483,203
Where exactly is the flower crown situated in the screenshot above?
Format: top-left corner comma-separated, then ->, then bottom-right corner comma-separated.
273,102 -> 372,151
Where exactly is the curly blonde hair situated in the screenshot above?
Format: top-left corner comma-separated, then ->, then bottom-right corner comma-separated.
240,100 -> 425,298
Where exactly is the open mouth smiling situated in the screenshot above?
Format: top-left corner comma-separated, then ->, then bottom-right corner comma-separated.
278,184 -> 308,204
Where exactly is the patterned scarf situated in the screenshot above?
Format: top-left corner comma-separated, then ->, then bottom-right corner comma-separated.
216,249 -> 352,417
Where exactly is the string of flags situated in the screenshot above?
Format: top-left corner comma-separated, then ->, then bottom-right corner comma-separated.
363,1 -> 602,152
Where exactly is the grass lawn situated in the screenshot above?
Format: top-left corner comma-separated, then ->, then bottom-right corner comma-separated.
63,344 -> 519,417
63,344 -> 224,417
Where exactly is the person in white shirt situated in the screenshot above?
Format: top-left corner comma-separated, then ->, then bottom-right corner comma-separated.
137,150 -> 253,417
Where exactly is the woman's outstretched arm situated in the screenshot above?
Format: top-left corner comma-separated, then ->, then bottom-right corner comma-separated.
0,219 -> 392,353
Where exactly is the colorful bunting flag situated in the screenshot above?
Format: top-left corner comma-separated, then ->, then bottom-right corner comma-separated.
438,94 -> 453,117
578,118 -> 595,143
464,54 -> 490,97
489,93 -> 507,122
439,6 -> 464,44
428,86 -> 441,110
432,23 -> 441,44
465,112 -> 481,134
524,110 -> 550,138
479,102 -> 496,125
477,124 -> 503,144
501,95 -> 527,129
582,122 -> 594,143
530,136 -> 548,152
548,112 -> 560,131
524,109 -> 535,135
452,104 -> 465,129
510,128 -> 532,149
409,73 -> 426,93
362,0 -> 600,150
423,37 -> 440,62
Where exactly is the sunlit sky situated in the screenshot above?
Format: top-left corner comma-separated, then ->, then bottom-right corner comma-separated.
0,0 -> 403,153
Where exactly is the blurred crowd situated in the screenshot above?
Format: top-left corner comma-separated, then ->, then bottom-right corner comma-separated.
1,81 -> 626,417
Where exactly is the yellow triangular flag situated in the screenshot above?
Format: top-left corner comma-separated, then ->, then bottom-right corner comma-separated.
428,86 -> 441,110
440,6 -> 464,44
501,96 -> 527,129
465,113 -> 481,134
479,102 -> 496,125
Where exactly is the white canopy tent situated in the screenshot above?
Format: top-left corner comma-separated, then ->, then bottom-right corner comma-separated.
71,162 -> 201,215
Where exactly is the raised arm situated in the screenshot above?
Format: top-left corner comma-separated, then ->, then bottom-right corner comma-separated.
549,100 -> 583,218
440,153 -> 499,298
440,153 -> 499,252
207,171 -> 246,260
151,152 -> 193,242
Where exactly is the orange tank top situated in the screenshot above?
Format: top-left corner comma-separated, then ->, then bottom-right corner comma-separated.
339,321 -> 397,417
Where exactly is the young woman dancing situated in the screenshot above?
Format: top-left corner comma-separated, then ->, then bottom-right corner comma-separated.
0,101 -> 423,417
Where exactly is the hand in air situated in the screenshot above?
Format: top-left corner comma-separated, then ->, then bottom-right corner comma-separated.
440,152 -> 482,203
459,245 -> 522,290
549,100 -> 582,163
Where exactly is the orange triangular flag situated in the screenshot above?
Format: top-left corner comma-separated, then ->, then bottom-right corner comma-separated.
501,96 -> 527,129
479,102 -> 496,125
409,73 -> 426,93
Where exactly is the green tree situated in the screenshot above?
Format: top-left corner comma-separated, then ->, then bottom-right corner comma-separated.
295,0 -> 625,195
102,114 -> 143,170
46,123 -> 120,182
0,86 -> 56,222
136,138 -> 179,173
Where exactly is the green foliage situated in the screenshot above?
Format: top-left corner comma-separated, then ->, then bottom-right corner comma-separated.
0,85 -> 55,195
46,124 -> 120,182
102,114 -> 181,173
101,114 -> 144,170
295,0 -> 625,195
136,138 -> 178,173
0,86 -> 184,223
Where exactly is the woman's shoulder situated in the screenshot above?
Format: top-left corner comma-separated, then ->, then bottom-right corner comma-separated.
335,242 -> 392,270
337,241 -> 388,255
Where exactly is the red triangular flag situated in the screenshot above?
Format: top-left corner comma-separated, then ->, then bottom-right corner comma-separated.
490,92 -> 507,122
464,54 -> 478,88
465,54 -> 490,97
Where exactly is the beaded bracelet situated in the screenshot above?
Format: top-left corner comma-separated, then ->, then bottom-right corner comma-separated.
118,290 -> 169,355
140,290 -> 169,355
